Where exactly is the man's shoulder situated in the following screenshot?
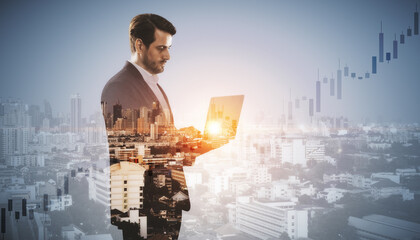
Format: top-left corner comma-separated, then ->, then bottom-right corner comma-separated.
103,62 -> 137,86
101,61 -> 155,111
101,62 -> 141,99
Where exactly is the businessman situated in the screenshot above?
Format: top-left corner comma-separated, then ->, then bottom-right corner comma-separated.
101,14 -> 211,239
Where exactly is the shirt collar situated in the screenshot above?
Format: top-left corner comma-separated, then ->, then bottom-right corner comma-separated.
128,60 -> 159,84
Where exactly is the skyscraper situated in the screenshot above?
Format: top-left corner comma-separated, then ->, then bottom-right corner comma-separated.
113,102 -> 122,126
44,100 -> 52,120
70,94 -> 82,133
28,105 -> 43,129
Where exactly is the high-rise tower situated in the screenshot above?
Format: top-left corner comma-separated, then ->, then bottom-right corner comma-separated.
70,94 -> 82,133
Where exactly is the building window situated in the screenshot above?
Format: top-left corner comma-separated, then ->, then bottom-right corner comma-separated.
124,193 -> 127,197
123,205 -> 127,209
140,186 -> 143,190
140,192 -> 143,196
124,188 -> 127,191
124,180 -> 127,184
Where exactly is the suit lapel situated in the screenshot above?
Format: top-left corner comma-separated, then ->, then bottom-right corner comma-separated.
157,83 -> 174,123
126,61 -> 174,124
124,61 -> 159,104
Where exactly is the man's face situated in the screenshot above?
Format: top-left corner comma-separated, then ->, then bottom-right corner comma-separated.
141,29 -> 172,74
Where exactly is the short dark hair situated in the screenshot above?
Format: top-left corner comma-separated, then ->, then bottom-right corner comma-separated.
129,14 -> 176,53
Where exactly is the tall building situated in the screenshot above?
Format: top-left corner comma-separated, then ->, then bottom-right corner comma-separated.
305,140 -> 325,162
252,167 -> 272,185
28,105 -> 43,129
1,101 -> 31,128
110,161 -> 146,212
88,167 -> 111,208
234,198 -> 308,239
86,123 -> 104,144
88,164 -> 147,239
348,214 -> 420,240
70,94 -> 82,133
122,108 -> 139,131
270,137 -> 281,159
136,117 -> 148,134
44,100 -> 53,120
281,136 -> 307,166
0,127 -> 30,160
208,174 -> 229,194
113,102 -> 122,126
150,123 -> 158,140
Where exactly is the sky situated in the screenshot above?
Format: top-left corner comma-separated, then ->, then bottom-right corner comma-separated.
1,0 -> 420,130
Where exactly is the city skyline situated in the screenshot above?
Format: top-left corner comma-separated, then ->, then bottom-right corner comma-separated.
1,1 -> 420,129
2,94 -> 420,239
2,1 -> 420,240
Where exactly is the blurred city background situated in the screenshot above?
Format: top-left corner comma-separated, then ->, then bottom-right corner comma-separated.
1,0 -> 420,239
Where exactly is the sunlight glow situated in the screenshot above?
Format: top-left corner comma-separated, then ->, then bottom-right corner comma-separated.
207,121 -> 222,136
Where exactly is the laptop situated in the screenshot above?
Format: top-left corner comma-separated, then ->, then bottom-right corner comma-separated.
203,95 -> 244,142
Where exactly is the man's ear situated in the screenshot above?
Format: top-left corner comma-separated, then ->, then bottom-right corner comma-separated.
135,38 -> 144,53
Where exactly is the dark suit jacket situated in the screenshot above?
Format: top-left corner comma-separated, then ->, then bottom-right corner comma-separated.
101,61 -> 173,124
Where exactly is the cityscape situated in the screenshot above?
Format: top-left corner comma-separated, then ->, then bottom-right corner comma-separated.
1,1 -> 420,240
102,93 -> 220,239
1,95 -> 420,239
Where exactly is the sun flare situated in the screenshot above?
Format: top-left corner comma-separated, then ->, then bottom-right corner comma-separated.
207,121 -> 222,136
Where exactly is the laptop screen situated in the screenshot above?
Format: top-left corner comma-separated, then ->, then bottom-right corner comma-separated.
203,95 -> 244,141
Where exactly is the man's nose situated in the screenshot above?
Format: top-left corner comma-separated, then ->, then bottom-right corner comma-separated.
163,49 -> 170,61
